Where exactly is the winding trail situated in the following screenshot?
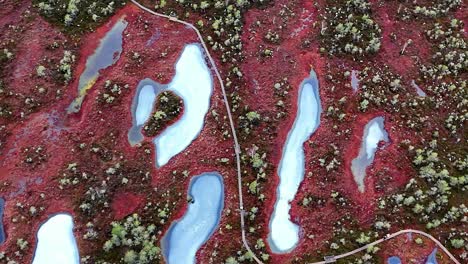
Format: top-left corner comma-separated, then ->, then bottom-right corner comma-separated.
128,1 -> 263,263
129,1 -> 461,264
313,229 -> 460,264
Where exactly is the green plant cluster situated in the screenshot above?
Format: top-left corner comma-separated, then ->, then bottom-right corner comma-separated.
101,214 -> 161,264
143,91 -> 183,137
320,0 -> 381,56
34,0 -> 128,34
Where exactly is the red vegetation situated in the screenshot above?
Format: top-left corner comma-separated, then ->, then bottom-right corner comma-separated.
237,0 -> 439,262
111,192 -> 144,220
0,2 -> 240,262
381,234 -> 452,264
0,0 -> 458,263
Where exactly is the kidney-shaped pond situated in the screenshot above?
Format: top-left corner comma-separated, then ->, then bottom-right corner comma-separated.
162,172 -> 224,264
153,44 -> 213,167
128,44 -> 213,168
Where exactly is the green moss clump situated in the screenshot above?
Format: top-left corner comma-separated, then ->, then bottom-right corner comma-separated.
320,0 -> 382,56
33,0 -> 128,35
99,214 -> 162,264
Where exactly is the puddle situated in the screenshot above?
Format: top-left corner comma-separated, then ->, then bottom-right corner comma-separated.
351,116 -> 389,192
407,232 -> 413,241
351,70 -> 359,92
162,172 -> 224,264
425,248 -> 438,264
32,214 -> 79,264
67,18 -> 128,113
388,256 -> 402,264
268,70 -> 322,253
411,80 -> 427,97
146,29 -> 161,46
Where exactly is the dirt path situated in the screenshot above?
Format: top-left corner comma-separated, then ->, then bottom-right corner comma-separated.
129,1 -> 461,264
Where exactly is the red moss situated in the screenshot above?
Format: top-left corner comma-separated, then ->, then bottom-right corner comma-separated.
369,0 -> 432,78
339,112 -> 414,208
0,0 -> 30,29
0,0 -> 460,263
111,192 -> 144,220
233,0 -> 440,262
380,233 -> 453,264
0,4 -> 213,261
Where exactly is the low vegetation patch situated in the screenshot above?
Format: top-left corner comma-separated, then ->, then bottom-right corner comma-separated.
33,0 -> 128,34
320,0 -> 381,56
142,91 -> 183,137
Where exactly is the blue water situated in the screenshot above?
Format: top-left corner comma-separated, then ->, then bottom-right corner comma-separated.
351,70 -> 359,92
127,78 -> 165,146
67,18 -> 128,113
351,116 -> 389,192
425,248 -> 438,264
153,44 -> 213,167
32,214 -> 79,264
146,29 -> 161,46
388,256 -> 402,264
0,198 -> 5,244
127,44 -> 212,169
411,80 -> 427,97
162,172 -> 224,264
268,70 -> 322,253
407,232 -> 413,241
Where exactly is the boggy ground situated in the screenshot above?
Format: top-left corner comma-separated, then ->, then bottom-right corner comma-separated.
0,2 -> 240,263
235,0 -> 465,263
0,0 -> 465,263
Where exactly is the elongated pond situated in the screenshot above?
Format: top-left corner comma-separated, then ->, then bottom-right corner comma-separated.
0,198 -> 5,244
351,70 -> 359,92
268,70 -> 322,253
162,172 -> 224,264
67,18 -> 128,113
128,78 -> 163,145
351,116 -> 389,192
411,80 -> 427,97
32,214 -> 79,264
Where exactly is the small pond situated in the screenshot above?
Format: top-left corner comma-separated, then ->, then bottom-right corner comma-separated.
32,214 -> 79,264
67,18 -> 128,113
162,172 -> 224,264
425,248 -> 438,264
411,80 -> 427,97
0,198 -> 5,244
351,116 -> 389,192
268,70 -> 322,253
127,78 -> 163,145
388,256 -> 402,264
351,70 -> 359,92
